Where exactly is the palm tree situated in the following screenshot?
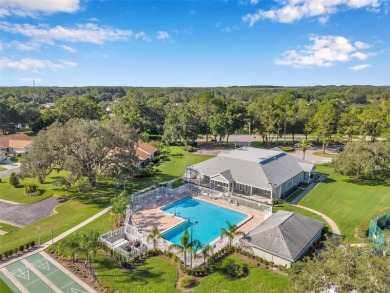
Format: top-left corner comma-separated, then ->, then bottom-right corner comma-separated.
66,236 -> 81,262
146,226 -> 160,252
201,244 -> 213,267
168,227 -> 201,267
110,192 -> 128,229
80,231 -> 100,279
220,221 -> 245,248
295,139 -> 314,160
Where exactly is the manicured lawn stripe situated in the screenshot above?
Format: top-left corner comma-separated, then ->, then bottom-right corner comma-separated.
299,165 -> 390,242
0,222 -> 20,233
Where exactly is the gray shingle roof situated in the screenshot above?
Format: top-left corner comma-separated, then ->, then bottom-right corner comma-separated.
241,210 -> 325,261
190,147 -> 314,189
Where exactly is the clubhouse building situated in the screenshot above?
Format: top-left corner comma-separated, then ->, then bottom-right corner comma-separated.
184,147 -> 315,203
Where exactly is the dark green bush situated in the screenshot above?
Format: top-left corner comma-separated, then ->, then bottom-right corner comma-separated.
180,275 -> 196,288
9,172 -> 19,187
226,262 -> 248,278
183,146 -> 195,152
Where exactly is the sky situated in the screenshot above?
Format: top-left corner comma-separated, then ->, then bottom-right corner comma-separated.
0,0 -> 389,87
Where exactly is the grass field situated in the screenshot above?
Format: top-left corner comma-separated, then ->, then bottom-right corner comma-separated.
299,165 -> 390,242
130,146 -> 212,191
93,254 -> 290,293
0,278 -> 13,293
195,255 -> 291,293
0,167 -> 6,171
0,170 -> 71,204
273,203 -> 331,232
0,200 -> 102,255
0,222 -> 20,233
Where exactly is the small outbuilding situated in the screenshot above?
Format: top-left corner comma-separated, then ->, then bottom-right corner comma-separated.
240,210 -> 325,268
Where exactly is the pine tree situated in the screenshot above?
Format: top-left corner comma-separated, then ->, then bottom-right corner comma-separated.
9,172 -> 19,187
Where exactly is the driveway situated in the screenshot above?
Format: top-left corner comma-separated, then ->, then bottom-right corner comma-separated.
0,167 -> 21,178
0,196 -> 67,227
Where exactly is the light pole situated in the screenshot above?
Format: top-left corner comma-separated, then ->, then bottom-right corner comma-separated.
268,182 -> 274,207
37,227 -> 41,246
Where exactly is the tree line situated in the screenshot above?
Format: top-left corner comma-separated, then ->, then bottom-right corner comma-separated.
1,86 -> 389,150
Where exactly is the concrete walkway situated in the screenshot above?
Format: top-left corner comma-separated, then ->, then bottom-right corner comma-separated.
295,204 -> 341,235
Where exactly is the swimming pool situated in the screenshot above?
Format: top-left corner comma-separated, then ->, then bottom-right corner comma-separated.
160,197 -> 248,248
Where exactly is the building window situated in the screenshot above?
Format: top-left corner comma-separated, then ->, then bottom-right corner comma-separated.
286,179 -> 294,189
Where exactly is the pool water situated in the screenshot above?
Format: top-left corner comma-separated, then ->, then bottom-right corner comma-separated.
161,197 -> 248,248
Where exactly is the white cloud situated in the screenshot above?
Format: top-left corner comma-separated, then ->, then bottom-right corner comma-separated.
221,26 -> 239,33
0,21 -> 136,44
350,64 -> 371,70
250,0 -> 260,4
275,35 -> 375,68
0,57 -> 77,71
18,77 -> 43,82
61,45 -> 77,53
243,0 -> 381,25
156,31 -> 170,40
0,0 -> 80,17
135,32 -> 151,42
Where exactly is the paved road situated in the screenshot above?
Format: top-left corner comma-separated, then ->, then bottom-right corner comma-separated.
0,167 -> 20,178
0,196 -> 67,227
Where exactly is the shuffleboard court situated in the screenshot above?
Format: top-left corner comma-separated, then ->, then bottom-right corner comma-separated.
0,271 -> 21,293
26,254 -> 88,293
5,260 -> 54,293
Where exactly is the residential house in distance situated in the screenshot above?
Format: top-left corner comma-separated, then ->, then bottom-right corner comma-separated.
185,147 -> 315,203
240,210 -> 325,268
136,142 -> 159,168
0,133 -> 33,154
0,150 -> 6,161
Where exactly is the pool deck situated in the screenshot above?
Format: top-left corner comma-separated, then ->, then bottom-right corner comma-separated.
131,191 -> 265,236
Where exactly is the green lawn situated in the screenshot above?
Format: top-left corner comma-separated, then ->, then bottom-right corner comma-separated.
130,146 -> 212,191
0,200 -> 102,255
0,222 -> 20,233
273,203 -> 331,232
93,254 -> 290,293
0,170 -> 71,204
94,255 -> 179,293
299,165 -> 390,242
194,255 -> 291,293
0,278 -> 13,293
0,167 -> 6,171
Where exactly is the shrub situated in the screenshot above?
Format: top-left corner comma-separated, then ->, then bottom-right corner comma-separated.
9,172 -> 19,187
226,262 -> 248,278
0,178 -> 2,183
25,182 -> 38,194
30,240 -> 35,247
151,156 -> 160,163
19,245 -> 24,252
183,146 -> 195,152
180,275 -> 196,288
0,254 -> 2,261
279,146 -> 295,152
